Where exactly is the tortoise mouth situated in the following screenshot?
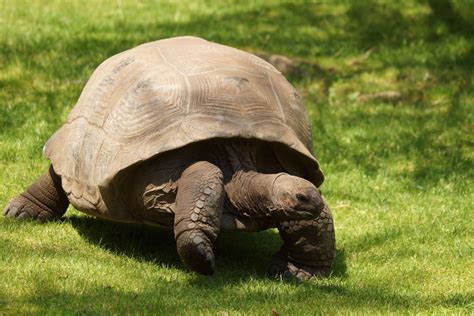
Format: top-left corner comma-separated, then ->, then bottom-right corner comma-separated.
293,186 -> 324,217
297,202 -> 324,217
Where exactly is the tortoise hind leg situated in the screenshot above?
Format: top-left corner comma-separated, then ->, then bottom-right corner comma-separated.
268,202 -> 335,281
174,161 -> 224,275
4,165 -> 69,222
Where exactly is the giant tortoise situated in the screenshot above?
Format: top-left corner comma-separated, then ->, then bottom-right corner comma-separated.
4,36 -> 335,280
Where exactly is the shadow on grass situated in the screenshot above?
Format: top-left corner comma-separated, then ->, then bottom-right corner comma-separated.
68,215 -> 182,268
68,215 -> 348,282
2,1 -> 472,82
427,0 -> 474,36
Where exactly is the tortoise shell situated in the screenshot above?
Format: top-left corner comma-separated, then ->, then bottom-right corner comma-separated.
43,36 -> 324,220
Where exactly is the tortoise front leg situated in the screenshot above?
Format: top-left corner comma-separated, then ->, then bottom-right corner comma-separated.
4,165 -> 69,222
174,161 -> 224,275
268,202 -> 336,281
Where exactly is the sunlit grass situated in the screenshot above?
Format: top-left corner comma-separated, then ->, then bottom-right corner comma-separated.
1,0 -> 473,314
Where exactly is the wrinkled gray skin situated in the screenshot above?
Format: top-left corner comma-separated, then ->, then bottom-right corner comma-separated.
4,139 -> 335,280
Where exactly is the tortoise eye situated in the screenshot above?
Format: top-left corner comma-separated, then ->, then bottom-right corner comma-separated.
296,193 -> 309,203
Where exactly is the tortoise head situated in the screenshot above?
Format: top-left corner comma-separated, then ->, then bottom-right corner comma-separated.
271,174 -> 324,219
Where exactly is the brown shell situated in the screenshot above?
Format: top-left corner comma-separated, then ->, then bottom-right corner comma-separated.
43,36 -> 324,219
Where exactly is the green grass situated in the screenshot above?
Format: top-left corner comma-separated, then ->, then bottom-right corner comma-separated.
1,0 -> 473,314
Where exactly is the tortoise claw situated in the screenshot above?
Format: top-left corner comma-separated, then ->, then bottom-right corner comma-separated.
176,230 -> 215,275
267,254 -> 331,281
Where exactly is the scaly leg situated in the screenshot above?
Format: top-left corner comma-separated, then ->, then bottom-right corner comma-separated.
268,202 -> 335,280
173,161 -> 224,275
4,165 -> 69,222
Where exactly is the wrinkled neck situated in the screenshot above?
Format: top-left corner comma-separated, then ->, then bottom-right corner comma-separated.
224,170 -> 282,218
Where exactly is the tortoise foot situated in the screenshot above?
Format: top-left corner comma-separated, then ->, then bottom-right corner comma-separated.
4,166 -> 69,222
267,254 -> 331,281
3,195 -> 57,222
176,230 -> 215,275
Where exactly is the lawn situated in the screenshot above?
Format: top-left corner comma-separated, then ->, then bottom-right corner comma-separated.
0,0 -> 473,314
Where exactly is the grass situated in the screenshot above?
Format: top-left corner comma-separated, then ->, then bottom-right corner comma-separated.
1,0 -> 473,314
